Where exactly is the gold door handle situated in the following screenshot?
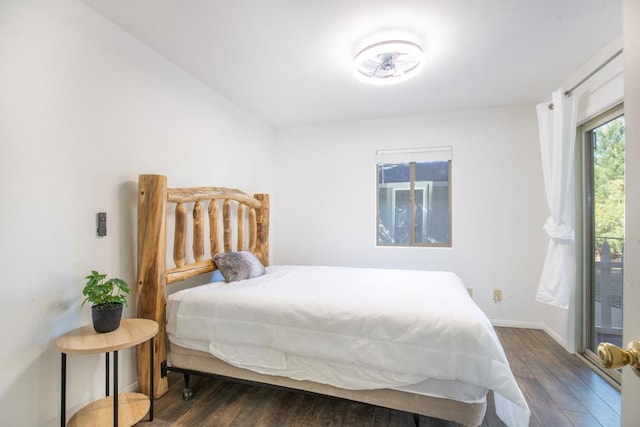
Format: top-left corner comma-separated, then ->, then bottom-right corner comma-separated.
597,341 -> 640,377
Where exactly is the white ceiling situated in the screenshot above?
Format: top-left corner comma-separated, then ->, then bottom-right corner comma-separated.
82,0 -> 622,128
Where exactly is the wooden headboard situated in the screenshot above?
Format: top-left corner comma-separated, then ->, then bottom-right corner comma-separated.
136,174 -> 269,398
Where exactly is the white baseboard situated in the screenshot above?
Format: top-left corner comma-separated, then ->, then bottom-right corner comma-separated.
490,319 -> 545,329
539,325 -> 569,351
122,381 -> 139,393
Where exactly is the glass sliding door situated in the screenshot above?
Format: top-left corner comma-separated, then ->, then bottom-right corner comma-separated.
582,104 -> 625,382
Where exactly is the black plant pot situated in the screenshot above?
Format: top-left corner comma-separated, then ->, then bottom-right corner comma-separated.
91,303 -> 123,333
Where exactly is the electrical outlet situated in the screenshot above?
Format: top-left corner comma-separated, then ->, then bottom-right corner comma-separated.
467,287 -> 473,298
493,289 -> 502,303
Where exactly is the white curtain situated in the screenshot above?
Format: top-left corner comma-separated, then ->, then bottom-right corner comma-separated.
536,89 -> 578,308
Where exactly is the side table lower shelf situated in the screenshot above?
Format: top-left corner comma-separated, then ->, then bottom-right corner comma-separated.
68,393 -> 150,427
56,319 -> 159,427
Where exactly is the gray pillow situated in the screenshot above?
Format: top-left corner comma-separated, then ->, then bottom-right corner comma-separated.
213,251 -> 266,283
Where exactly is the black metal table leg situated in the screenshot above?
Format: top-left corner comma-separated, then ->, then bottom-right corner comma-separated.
106,352 -> 110,396
61,353 -> 66,427
114,350 -> 118,427
150,336 -> 154,421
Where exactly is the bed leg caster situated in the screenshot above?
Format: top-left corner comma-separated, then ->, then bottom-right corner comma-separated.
182,387 -> 195,401
183,373 -> 191,387
182,373 -> 195,400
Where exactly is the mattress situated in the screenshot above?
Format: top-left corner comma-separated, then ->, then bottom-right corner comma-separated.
167,265 -> 530,426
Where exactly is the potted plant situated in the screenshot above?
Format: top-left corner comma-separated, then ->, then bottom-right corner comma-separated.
82,270 -> 132,333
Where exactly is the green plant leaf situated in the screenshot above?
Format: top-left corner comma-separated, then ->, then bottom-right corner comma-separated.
82,271 -> 131,307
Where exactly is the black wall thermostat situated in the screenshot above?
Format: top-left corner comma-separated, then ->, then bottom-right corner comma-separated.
97,212 -> 107,236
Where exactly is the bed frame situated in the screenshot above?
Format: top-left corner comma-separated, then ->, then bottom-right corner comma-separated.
135,174 -> 486,426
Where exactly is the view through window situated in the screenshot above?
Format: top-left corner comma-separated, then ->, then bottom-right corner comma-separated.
582,105 -> 625,383
376,147 -> 451,247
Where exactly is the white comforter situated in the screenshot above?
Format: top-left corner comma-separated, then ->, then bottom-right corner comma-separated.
167,265 -> 530,426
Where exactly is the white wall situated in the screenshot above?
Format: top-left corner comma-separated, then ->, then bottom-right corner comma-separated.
274,35 -> 624,351
275,106 -> 548,326
0,1 -> 275,426
622,0 -> 640,424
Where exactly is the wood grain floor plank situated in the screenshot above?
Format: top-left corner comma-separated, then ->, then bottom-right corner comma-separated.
514,376 -> 573,427
416,415 -> 456,427
562,409 -> 603,427
512,334 -> 589,413
137,328 -> 620,427
224,383 -> 285,426
527,329 -> 621,424
494,328 -> 534,380
515,329 -> 620,425
371,407 -> 415,427
524,328 -> 621,411
168,377 -> 232,425
528,331 -> 618,413
278,393 -> 329,427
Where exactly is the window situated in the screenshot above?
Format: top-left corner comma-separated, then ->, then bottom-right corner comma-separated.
376,147 -> 452,247
581,104 -> 624,384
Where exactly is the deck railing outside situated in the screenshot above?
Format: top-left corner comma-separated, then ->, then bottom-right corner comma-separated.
594,237 -> 624,345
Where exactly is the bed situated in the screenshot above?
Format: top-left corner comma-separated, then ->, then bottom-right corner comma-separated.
135,174 -> 530,427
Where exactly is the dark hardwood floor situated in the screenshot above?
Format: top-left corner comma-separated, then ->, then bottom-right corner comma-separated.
138,328 -> 620,426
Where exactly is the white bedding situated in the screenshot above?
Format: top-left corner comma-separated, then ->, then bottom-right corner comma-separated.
167,265 -> 530,427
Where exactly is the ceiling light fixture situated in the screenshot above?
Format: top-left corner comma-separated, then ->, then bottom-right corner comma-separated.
353,40 -> 425,86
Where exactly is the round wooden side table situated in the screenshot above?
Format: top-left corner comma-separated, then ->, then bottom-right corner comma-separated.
56,318 -> 159,427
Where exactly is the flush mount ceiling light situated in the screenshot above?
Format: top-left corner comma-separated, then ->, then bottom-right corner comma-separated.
354,40 -> 425,85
